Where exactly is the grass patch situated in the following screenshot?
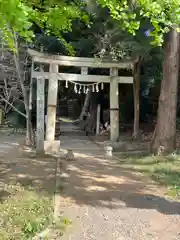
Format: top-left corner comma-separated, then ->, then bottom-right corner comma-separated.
0,184 -> 53,240
52,217 -> 73,237
117,154 -> 180,198
32,217 -> 73,239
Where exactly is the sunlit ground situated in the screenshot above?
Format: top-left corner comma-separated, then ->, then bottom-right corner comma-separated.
115,154 -> 180,198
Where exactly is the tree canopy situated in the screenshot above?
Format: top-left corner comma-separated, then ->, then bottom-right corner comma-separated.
0,0 -> 180,49
1,0 -> 180,50
0,0 -> 88,51
97,0 -> 180,46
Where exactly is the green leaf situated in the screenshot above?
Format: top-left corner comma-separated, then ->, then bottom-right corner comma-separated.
0,0 -> 88,50
97,0 -> 180,46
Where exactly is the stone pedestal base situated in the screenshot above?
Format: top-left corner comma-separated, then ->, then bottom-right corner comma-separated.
44,140 -> 60,154
104,145 -> 113,157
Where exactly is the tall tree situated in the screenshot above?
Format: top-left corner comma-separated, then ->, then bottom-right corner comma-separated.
152,30 -> 180,154
98,0 -> 180,154
132,56 -> 142,139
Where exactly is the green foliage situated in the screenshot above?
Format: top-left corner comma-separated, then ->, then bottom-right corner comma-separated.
95,21 -> 152,61
0,184 -> 52,239
0,0 -> 88,52
34,4 -> 111,57
98,0 -> 139,34
97,0 -> 180,46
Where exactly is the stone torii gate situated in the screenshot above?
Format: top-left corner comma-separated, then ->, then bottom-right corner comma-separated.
28,49 -> 133,153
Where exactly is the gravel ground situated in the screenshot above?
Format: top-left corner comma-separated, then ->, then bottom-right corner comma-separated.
58,131 -> 180,240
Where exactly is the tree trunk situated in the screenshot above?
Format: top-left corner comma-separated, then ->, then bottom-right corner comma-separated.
21,84 -> 33,146
13,42 -> 33,146
26,110 -> 32,145
19,79 -> 32,146
152,29 -> 180,155
79,89 -> 91,120
132,56 -> 142,140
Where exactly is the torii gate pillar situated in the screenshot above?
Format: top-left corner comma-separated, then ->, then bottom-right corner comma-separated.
44,63 -> 61,153
110,68 -> 119,141
46,63 -> 58,141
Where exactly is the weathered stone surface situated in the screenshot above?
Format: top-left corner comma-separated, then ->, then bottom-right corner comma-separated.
44,140 -> 60,154
104,140 -> 126,151
104,145 -> 113,157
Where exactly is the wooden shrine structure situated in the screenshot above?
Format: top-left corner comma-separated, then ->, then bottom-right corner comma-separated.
28,49 -> 133,153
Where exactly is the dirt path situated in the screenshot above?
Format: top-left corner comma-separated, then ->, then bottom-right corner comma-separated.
0,133 -> 23,155
58,127 -> 180,240
0,133 -> 56,198
1,129 -> 179,239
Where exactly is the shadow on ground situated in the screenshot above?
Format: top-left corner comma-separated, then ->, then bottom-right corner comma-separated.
0,146 -> 57,200
59,152 -> 180,216
114,154 -> 180,194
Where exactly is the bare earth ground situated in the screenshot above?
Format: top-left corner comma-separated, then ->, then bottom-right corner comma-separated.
0,133 -> 56,202
58,125 -> 180,240
0,128 -> 180,239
